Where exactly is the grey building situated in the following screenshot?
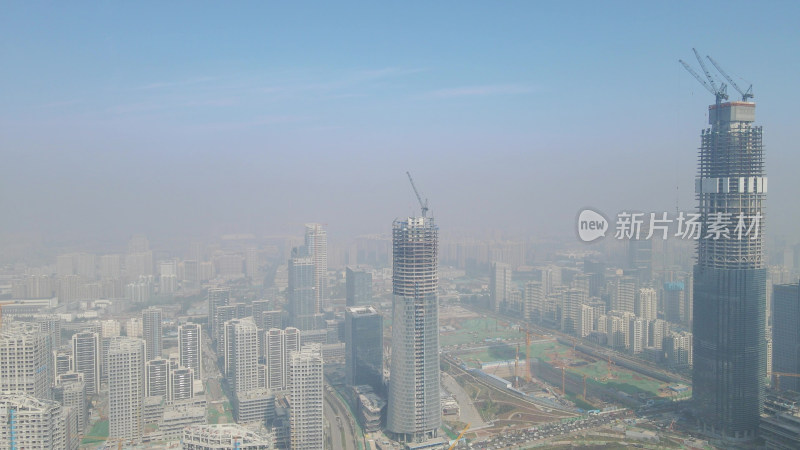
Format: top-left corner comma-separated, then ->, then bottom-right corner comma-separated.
208,287 -> 230,347
692,100 -> 766,440
345,306 -> 383,393
107,337 -> 145,442
179,323 -> 203,380
72,331 -> 100,395
288,249 -> 322,330
142,306 -> 163,361
772,282 -> 800,392
346,267 -> 373,306
386,216 -> 441,443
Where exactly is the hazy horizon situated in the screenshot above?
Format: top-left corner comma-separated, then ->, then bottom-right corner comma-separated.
3,2 -> 799,253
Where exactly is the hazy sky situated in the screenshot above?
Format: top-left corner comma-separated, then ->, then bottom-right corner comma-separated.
2,2 -> 799,248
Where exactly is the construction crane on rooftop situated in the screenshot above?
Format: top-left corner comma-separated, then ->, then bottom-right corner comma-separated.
406,171 -> 429,217
680,48 -> 728,107
706,54 -> 754,102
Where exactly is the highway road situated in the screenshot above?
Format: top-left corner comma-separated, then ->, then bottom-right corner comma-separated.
324,386 -> 359,450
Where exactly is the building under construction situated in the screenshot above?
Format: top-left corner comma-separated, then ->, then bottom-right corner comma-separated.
682,50 -> 766,441
386,175 -> 441,443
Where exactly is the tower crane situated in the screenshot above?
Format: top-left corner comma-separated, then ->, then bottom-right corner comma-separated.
706,54 -> 754,101
406,171 -> 429,217
679,48 -> 728,107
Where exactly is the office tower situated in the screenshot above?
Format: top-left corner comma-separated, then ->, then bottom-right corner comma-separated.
208,287 -> 231,346
265,327 -> 300,391
663,281 -> 685,324
387,216 -> 441,443
182,424 -> 275,449
54,372 -> 87,434
72,331 -> 100,395
0,322 -> 53,399
490,261 -> 512,312
772,283 -> 800,391
142,306 -> 163,361
637,288 -> 658,321
305,223 -> 328,313
55,350 -> 73,378
346,267 -> 373,306
145,358 -> 170,398
179,323 -> 203,380
0,393 -> 68,449
107,337 -> 144,442
612,276 -> 636,314
345,306 -> 384,392
288,250 -> 321,330
289,344 -> 324,450
224,318 -> 260,393
170,367 -> 194,402
692,100 -> 766,440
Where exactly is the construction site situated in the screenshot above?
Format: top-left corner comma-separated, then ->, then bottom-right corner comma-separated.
439,304 -> 690,437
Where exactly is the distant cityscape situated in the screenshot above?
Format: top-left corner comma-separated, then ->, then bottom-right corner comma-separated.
1,10 -> 799,446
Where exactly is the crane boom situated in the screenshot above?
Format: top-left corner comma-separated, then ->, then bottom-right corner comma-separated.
693,48 -> 720,94
406,171 -> 429,217
679,60 -> 716,97
706,55 -> 753,101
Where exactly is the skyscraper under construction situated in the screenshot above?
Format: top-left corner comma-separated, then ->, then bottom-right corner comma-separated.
386,176 -> 441,443
690,87 -> 766,438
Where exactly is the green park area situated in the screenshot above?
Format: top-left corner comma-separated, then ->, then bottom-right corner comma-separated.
81,420 -> 108,444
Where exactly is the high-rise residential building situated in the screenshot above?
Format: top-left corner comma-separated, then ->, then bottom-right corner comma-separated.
170,367 -> 194,402
346,267 -> 373,306
560,288 -> 586,336
142,307 -> 163,361
490,261 -> 512,312
54,372 -> 88,434
224,318 -> 260,393
772,282 -> 800,392
288,250 -> 321,330
0,322 -> 53,400
692,100 -> 766,440
208,287 -> 231,346
145,358 -> 170,398
72,331 -> 100,395
665,331 -> 693,368
637,288 -> 658,321
612,276 -> 636,314
305,223 -> 328,313
386,215 -> 441,443
0,393 -> 69,449
179,323 -> 203,380
107,337 -> 144,442
289,344 -> 324,450
523,281 -> 543,322
265,327 -> 300,391
345,306 -> 384,393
